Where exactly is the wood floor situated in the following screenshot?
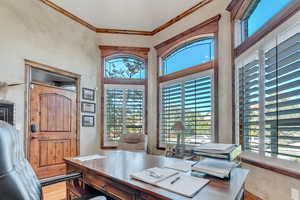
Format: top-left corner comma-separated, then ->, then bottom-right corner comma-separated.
43,182 -> 66,200
43,182 -> 262,200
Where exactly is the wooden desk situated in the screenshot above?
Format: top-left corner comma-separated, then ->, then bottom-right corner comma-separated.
64,150 -> 249,200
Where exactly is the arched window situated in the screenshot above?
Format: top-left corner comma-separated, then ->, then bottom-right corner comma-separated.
105,56 -> 145,79
241,0 -> 293,40
100,46 -> 149,148
162,38 -> 214,75
158,38 -> 216,147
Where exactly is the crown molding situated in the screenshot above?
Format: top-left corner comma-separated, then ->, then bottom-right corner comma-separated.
40,0 -> 97,32
152,0 -> 213,34
95,28 -> 153,36
40,0 -> 214,36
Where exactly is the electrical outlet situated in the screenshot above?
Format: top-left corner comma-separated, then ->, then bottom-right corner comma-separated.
291,188 -> 299,200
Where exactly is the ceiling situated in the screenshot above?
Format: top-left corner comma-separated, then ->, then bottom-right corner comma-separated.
49,0 -> 206,32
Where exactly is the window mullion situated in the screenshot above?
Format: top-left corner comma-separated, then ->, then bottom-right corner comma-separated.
122,89 -> 127,135
258,49 -> 266,156
181,82 -> 185,134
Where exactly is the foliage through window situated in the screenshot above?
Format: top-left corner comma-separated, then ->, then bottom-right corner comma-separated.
105,56 -> 145,79
241,0 -> 293,40
104,86 -> 144,147
160,72 -> 213,146
238,24 -> 300,161
162,39 -> 214,75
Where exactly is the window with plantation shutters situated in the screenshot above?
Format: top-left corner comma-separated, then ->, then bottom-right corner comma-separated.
239,59 -> 260,153
237,22 -> 300,161
104,85 -> 144,147
160,71 -> 213,146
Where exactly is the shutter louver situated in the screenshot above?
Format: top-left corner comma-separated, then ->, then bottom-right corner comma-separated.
125,89 -> 144,134
264,32 -> 300,158
239,30 -> 300,160
104,87 -> 144,147
239,60 -> 260,152
105,89 -> 124,145
184,77 -> 212,144
160,74 -> 213,146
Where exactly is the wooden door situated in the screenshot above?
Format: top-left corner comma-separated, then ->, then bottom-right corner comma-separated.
29,83 -> 78,178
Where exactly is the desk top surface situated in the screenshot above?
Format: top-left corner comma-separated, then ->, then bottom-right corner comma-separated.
65,150 -> 249,200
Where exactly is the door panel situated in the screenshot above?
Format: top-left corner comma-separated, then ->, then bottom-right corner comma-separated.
29,83 -> 78,178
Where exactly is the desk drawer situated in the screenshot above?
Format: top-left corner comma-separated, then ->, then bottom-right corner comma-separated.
106,184 -> 136,200
85,173 -> 108,190
84,173 -> 136,200
140,193 -> 158,200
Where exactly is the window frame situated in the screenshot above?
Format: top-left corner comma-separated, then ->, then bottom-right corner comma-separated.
160,37 -> 215,76
229,0 -> 298,56
226,0 -> 299,146
235,14 -> 300,160
99,45 -> 149,149
159,70 -> 215,148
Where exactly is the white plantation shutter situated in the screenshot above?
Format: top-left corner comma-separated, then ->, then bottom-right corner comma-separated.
104,85 -> 144,147
160,83 -> 183,145
239,59 -> 260,152
184,77 -> 212,144
264,32 -> 300,158
160,71 -> 213,146
238,21 -> 300,160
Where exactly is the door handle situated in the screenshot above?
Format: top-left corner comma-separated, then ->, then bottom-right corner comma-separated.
31,136 -> 38,139
31,124 -> 37,133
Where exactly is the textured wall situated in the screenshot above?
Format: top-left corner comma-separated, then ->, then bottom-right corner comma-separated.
0,0 -> 100,155
1,1 -> 299,199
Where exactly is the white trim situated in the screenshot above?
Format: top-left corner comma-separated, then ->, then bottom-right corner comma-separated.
160,70 -> 213,87
104,84 -> 144,90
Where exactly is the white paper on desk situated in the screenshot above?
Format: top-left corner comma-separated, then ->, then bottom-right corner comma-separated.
157,173 -> 209,198
74,154 -> 106,162
194,143 -> 235,153
163,161 -> 192,172
130,167 -> 178,185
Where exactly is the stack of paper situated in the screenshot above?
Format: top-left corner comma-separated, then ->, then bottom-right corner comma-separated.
192,158 -> 237,178
194,143 -> 236,154
130,167 -> 209,197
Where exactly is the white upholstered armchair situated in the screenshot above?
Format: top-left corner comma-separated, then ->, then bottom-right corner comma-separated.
118,134 -> 147,152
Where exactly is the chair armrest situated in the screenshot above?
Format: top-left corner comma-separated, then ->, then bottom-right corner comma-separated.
40,172 -> 82,187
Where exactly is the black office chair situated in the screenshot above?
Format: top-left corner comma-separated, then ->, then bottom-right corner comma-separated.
0,121 -> 106,200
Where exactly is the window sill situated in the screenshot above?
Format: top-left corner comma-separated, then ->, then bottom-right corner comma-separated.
239,152 -> 300,180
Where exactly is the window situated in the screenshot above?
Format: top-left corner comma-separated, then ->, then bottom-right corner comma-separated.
162,39 -> 214,75
238,23 -> 300,161
241,0 -> 293,40
105,56 -> 145,79
104,85 -> 144,147
160,72 -> 214,146
99,46 -> 149,148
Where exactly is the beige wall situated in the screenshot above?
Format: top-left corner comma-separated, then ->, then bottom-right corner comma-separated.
0,0 -> 100,155
1,1 -> 299,200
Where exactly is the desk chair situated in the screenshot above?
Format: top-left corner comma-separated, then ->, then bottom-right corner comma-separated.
118,134 -> 147,152
0,121 -> 106,200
